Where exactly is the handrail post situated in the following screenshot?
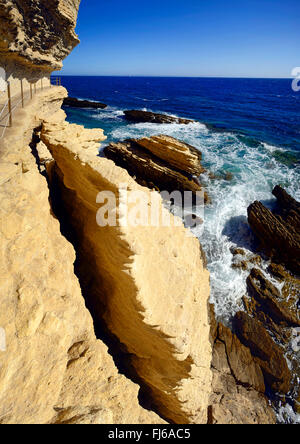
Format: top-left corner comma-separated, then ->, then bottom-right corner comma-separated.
21,79 -> 24,108
30,83 -> 33,99
34,82 -> 36,94
7,81 -> 12,127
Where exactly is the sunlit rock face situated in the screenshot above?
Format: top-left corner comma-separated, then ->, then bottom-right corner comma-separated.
41,116 -> 213,425
0,85 -> 165,426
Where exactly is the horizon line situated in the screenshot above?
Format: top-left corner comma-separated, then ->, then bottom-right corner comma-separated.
52,74 -> 293,80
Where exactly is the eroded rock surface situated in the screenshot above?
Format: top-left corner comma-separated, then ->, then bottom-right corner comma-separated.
246,187 -> 300,415
41,117 -> 213,424
234,312 -> 291,394
104,135 -> 209,202
248,187 -> 300,274
247,268 -> 300,328
208,307 -> 275,424
0,88 -> 164,425
0,0 -> 81,74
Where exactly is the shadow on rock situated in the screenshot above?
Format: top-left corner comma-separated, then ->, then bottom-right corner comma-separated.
222,215 -> 258,253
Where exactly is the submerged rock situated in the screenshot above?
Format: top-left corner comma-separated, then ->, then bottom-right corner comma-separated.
104,135 -> 210,203
234,312 -> 292,394
224,172 -> 234,181
232,260 -> 249,271
230,247 -> 262,271
63,97 -> 107,109
209,171 -> 234,181
230,247 -> 246,256
124,110 -> 195,125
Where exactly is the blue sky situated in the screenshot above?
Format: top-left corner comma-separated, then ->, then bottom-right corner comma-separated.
56,0 -> 300,78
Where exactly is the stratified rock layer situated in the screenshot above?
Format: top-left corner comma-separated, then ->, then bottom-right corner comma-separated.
41,117 -> 213,424
247,268 -> 300,328
0,0 -> 81,73
246,187 -> 299,413
248,187 -> 300,274
234,312 -> 291,394
132,135 -> 203,175
0,87 -> 164,425
208,306 -> 275,424
104,136 -> 209,202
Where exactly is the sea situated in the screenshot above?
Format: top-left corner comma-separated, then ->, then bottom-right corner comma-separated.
59,76 -> 300,423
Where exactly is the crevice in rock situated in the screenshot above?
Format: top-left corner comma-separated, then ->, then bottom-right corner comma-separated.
218,335 -> 254,391
43,162 -> 170,424
29,126 -> 46,176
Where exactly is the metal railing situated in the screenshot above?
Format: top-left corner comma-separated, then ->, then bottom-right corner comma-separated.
51,77 -> 62,87
0,77 -> 61,139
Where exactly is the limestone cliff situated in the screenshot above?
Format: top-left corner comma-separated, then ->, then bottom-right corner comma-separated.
41,115 -> 213,424
0,0 -> 81,75
0,87 -> 164,424
0,0 -> 279,425
104,136 -> 210,203
0,86 -> 277,424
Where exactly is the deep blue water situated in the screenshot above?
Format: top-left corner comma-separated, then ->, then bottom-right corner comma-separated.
59,76 -> 300,423
59,75 -> 300,317
60,76 -> 300,154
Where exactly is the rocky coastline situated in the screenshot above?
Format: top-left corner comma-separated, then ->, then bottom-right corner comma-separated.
104,135 -> 210,203
0,0 -> 298,425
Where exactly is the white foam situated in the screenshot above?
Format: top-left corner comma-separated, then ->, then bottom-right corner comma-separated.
277,404 -> 300,424
263,142 -> 285,153
101,109 -> 300,423
93,107 -> 124,120
107,111 -> 300,322
111,120 -> 207,142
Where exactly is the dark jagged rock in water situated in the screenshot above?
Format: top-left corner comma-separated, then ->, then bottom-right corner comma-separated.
124,110 -> 195,125
208,305 -> 276,424
247,186 -> 300,274
234,312 -> 292,394
230,247 -> 246,256
104,135 -> 210,203
272,186 -> 300,234
247,268 -> 300,328
63,97 -> 107,109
